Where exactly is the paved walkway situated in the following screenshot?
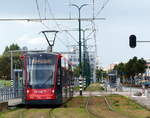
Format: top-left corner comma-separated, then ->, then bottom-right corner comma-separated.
8,98 -> 22,106
130,96 -> 150,109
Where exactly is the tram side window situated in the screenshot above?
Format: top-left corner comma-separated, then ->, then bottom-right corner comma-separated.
57,59 -> 61,86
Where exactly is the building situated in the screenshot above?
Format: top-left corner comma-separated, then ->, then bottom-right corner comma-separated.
64,47 -> 97,83
145,59 -> 150,77
103,63 -> 118,72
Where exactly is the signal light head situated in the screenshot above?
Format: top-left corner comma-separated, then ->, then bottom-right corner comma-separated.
20,55 -> 25,60
129,34 -> 136,48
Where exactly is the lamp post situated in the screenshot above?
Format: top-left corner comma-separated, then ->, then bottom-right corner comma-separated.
71,4 -> 88,96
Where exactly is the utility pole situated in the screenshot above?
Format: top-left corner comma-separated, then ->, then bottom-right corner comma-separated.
71,4 -> 88,96
82,29 -> 87,89
91,20 -> 97,83
10,51 -> 13,87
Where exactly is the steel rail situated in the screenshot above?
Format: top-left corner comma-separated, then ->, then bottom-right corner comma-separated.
85,92 -> 105,118
104,95 -> 113,111
49,108 -> 55,118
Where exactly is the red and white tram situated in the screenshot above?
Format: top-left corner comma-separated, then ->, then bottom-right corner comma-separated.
22,52 -> 74,105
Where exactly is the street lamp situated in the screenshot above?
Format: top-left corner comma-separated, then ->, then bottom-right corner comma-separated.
71,4 -> 88,96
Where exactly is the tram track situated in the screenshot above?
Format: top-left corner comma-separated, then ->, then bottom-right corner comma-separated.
85,92 -> 114,118
103,95 -> 113,111
85,92 -> 104,118
49,108 -> 55,118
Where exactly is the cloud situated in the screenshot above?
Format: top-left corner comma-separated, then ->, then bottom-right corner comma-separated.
17,34 -> 48,50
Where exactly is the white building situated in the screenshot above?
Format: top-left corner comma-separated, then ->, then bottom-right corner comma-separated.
145,59 -> 150,77
65,47 -> 97,82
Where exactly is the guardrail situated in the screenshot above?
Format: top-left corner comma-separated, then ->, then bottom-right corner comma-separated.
0,87 -> 23,102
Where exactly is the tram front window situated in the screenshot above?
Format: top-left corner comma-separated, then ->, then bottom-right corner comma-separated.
27,54 -> 56,89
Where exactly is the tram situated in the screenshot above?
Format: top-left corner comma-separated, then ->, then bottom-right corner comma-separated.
21,52 -> 74,105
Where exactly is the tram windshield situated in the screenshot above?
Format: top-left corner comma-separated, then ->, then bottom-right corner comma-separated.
27,54 -> 57,89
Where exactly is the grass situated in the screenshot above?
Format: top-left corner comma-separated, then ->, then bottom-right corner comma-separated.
0,107 -> 95,118
85,83 -> 104,91
107,94 -> 150,118
53,108 -> 95,118
66,96 -> 87,108
1,95 -> 150,118
0,80 -> 11,88
0,108 -> 50,118
74,83 -> 104,92
73,86 -> 80,92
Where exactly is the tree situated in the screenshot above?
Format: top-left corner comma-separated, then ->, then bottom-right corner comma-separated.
124,57 -> 147,84
96,68 -> 101,81
114,62 -> 125,83
96,69 -> 106,82
0,56 -> 10,80
114,62 -> 125,77
0,44 -> 21,80
113,57 -> 147,84
73,66 -> 80,78
3,44 -> 20,56
124,57 -> 146,78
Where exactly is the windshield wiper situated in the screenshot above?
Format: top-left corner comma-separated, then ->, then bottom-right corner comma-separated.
40,72 -> 53,87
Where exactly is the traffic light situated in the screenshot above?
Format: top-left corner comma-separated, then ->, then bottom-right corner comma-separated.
129,35 -> 136,48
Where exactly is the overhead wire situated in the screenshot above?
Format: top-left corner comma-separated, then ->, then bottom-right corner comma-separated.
35,0 -> 64,49
35,0 -> 94,50
46,0 -> 62,30
44,0 -> 47,19
40,0 -> 72,49
35,0 -> 51,29
35,0 -> 42,22
64,30 -> 78,43
46,0 -> 78,47
46,0 -> 72,48
69,0 -> 72,19
56,36 -> 69,49
55,24 -> 73,44
95,0 -> 110,17
47,0 -> 79,40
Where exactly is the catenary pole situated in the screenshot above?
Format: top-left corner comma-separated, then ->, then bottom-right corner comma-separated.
71,4 -> 88,96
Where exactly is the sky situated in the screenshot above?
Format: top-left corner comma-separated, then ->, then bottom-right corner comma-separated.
0,0 -> 150,68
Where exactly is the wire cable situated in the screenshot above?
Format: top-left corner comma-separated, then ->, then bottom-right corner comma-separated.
44,0 -> 47,19
46,0 -> 77,44
95,0 -> 110,17
35,0 -> 53,29
46,0 -> 61,30
35,0 -> 42,22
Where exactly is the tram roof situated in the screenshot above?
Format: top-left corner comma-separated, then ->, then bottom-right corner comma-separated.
26,51 -> 60,55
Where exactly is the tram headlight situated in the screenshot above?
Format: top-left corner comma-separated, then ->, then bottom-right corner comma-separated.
27,90 -> 30,94
52,89 -> 55,94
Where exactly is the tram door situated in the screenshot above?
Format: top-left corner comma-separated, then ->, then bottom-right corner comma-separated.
13,69 -> 23,97
56,59 -> 62,101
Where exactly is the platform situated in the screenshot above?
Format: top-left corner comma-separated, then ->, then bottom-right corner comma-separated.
8,98 -> 22,106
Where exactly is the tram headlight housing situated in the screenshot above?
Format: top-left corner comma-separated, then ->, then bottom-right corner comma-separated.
27,90 -> 30,94
52,89 -> 55,94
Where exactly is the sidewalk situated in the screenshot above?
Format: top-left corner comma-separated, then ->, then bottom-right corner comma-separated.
131,96 -> 150,110
8,98 -> 22,106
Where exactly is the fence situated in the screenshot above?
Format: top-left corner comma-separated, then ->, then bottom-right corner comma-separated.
0,87 -> 23,102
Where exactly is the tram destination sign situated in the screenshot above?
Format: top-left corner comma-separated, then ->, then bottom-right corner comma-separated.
32,59 -> 51,64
